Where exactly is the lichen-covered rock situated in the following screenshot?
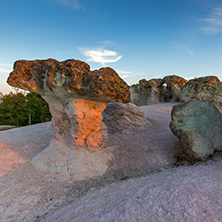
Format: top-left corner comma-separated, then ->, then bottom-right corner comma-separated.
163,75 -> 187,102
180,76 -> 220,102
147,78 -> 164,104
129,78 -> 164,106
129,79 -> 152,106
170,100 -> 222,161
7,58 -> 130,179
102,102 -> 150,134
7,59 -> 130,103
196,82 -> 222,111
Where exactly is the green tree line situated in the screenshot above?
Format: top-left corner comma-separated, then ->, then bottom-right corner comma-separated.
0,91 -> 51,126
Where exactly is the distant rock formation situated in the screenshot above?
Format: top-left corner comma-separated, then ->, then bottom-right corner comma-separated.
129,78 -> 164,106
7,58 -> 130,179
170,81 -> 222,161
130,75 -> 187,105
103,102 -> 150,134
180,76 -> 220,102
163,75 -> 187,102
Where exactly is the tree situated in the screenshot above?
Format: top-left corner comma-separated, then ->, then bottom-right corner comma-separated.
26,92 -> 51,124
0,91 -> 51,126
0,92 -> 28,126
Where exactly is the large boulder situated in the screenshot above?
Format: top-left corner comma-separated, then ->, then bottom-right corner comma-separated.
7,58 -> 130,179
180,76 -> 220,102
170,99 -> 222,161
102,102 -> 150,134
163,75 -> 187,102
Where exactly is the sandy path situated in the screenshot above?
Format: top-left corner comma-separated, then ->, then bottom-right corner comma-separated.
1,103 -> 218,221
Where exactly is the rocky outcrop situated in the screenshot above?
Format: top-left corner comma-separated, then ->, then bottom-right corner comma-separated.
129,78 -> 164,106
170,80 -> 222,161
102,102 -> 150,134
163,75 -> 187,102
180,76 -> 220,102
7,58 -> 130,179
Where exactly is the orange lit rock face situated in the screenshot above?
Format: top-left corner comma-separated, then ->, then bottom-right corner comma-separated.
69,99 -> 107,147
7,59 -> 129,149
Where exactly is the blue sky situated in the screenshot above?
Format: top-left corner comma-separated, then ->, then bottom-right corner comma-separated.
0,0 -> 222,94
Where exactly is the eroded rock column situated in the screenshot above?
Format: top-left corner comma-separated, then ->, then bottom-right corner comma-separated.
7,58 -> 130,179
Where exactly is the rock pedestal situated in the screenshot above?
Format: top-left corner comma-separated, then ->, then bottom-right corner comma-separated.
7,58 -> 130,179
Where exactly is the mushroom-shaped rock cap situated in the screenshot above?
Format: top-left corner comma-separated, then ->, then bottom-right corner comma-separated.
7,58 -> 130,103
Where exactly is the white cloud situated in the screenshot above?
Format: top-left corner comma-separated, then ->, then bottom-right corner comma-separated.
80,48 -> 123,65
200,6 -> 222,34
57,0 -> 83,9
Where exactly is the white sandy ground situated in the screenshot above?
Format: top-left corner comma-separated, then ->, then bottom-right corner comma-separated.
0,103 -> 221,221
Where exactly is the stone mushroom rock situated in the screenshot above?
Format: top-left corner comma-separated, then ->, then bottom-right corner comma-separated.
163,75 -> 187,102
7,58 -> 130,180
102,102 -> 150,134
180,76 -> 220,102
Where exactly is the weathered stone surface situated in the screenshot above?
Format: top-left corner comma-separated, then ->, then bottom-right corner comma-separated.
129,79 -> 151,106
163,75 -> 187,102
196,81 -> 222,111
180,76 -> 220,102
7,59 -> 130,103
170,100 -> 222,161
7,58 -> 130,179
102,102 -> 150,134
129,78 -> 164,105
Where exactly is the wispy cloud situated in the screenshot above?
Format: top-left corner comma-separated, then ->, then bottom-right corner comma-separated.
80,48 -> 123,65
115,70 -> 132,79
0,68 -> 11,73
57,0 -> 83,9
200,6 -> 222,34
171,43 -> 195,58
0,63 -> 11,67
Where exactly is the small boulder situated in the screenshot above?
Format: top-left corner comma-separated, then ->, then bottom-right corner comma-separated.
102,102 -> 150,134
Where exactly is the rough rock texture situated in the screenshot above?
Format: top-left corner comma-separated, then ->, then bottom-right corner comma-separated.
180,76 -> 220,102
7,58 -> 130,179
41,155 -> 222,222
129,78 -> 164,105
170,100 -> 222,161
196,81 -> 222,111
163,75 -> 187,102
129,79 -> 151,106
102,102 -> 150,134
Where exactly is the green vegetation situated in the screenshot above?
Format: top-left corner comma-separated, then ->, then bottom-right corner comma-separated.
0,91 -> 51,126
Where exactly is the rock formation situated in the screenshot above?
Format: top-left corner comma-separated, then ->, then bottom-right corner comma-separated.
103,102 -> 150,134
129,78 -> 164,106
180,76 -> 220,102
163,75 -> 187,102
7,58 -> 130,179
170,81 -> 222,161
